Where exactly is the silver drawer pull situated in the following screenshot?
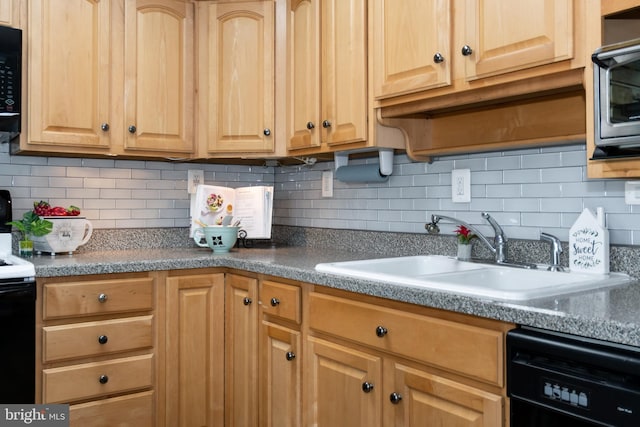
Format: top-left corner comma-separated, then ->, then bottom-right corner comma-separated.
98,293 -> 108,303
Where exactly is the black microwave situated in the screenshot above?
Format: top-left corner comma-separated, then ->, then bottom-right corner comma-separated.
0,25 -> 21,142
592,38 -> 640,159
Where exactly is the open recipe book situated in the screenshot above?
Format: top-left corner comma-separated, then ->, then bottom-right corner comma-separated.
191,184 -> 274,239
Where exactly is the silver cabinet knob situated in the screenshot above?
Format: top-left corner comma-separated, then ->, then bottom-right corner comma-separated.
306,121 -> 315,130
101,123 -> 110,131
322,120 -> 331,128
128,125 -> 136,134
98,293 -> 108,303
243,297 -> 252,306
389,392 -> 402,404
433,52 -> 444,63
461,45 -> 473,56
270,297 -> 280,307
285,351 -> 296,361
375,326 -> 388,337
263,128 -> 271,136
362,382 -> 374,393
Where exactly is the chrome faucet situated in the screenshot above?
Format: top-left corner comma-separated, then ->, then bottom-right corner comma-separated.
540,232 -> 564,272
426,212 -> 508,263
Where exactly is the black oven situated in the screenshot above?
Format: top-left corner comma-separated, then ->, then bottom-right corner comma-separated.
0,278 -> 36,403
0,190 -> 36,403
507,327 -> 640,427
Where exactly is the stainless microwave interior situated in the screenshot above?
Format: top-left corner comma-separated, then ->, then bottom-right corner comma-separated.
592,38 -> 640,159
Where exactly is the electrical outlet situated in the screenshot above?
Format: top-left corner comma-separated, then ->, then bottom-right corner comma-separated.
322,171 -> 333,197
451,169 -> 471,203
187,170 -> 204,194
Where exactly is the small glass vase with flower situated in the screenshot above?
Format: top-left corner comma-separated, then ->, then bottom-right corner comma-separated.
455,225 -> 476,260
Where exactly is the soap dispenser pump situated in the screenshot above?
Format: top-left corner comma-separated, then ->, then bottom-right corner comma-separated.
569,207 -> 609,274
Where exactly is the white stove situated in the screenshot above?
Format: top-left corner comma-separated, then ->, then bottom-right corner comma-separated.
0,233 -> 35,280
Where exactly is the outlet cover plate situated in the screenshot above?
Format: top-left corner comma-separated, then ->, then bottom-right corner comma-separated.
322,171 -> 333,197
188,170 -> 204,194
451,169 -> 471,203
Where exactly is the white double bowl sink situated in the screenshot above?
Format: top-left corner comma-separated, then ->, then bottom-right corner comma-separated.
315,255 -> 632,301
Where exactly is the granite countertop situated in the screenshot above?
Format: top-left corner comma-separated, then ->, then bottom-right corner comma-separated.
31,245 -> 640,347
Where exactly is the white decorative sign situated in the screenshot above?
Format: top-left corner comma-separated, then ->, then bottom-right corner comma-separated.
569,208 -> 609,275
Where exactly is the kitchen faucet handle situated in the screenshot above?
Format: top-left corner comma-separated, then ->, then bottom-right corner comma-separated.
540,232 -> 564,272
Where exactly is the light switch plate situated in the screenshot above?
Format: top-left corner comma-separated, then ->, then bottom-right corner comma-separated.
625,181 -> 640,205
451,169 -> 471,203
188,170 -> 204,194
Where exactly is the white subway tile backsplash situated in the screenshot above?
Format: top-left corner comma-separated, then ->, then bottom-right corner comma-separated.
2,143 -> 640,245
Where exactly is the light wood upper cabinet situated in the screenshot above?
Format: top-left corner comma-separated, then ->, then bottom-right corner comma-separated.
288,0 -> 320,151
373,0 -> 581,106
24,0 -> 195,157
123,0 -> 195,155
0,0 -> 22,27
27,0 -> 114,152
197,1 -> 275,156
287,0 -> 368,152
463,0 -> 573,81
371,0 -> 451,98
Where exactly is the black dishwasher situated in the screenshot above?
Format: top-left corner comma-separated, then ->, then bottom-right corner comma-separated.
507,327 -> 640,427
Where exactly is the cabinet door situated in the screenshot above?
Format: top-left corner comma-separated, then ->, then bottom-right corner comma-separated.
28,0 -> 113,150
287,0 -> 321,151
200,1 -> 275,154
0,0 -> 20,27
383,360 -> 503,427
321,0 -> 367,147
463,0 -> 573,81
225,274 -> 259,427
371,0 -> 452,99
260,322 -> 301,427
165,273 -> 225,427
307,337 -> 382,427
123,0 -> 195,154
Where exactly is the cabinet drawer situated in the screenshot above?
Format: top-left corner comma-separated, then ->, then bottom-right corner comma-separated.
43,354 -> 153,403
43,277 -> 154,319
308,293 -> 504,386
70,391 -> 154,427
260,281 -> 301,323
43,315 -> 153,363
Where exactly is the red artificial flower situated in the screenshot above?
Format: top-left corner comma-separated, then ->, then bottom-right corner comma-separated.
455,225 -> 476,244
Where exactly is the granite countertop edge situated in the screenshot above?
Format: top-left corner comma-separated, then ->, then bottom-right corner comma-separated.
31,246 -> 640,348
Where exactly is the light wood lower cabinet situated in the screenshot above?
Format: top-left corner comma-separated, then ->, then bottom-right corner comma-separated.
37,269 -> 511,426
37,273 -> 157,427
307,290 -> 510,426
384,359 -> 502,426
260,322 -> 301,427
165,272 -> 225,427
307,337 -> 382,427
225,273 -> 259,427
70,391 -> 155,427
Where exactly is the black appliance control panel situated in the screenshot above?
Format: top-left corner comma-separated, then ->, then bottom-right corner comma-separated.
0,55 -> 18,114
